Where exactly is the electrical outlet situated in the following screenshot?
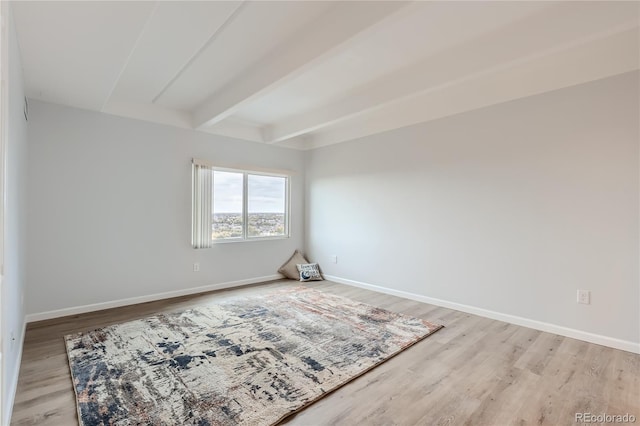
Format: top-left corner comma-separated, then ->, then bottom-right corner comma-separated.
330,255 -> 337,264
577,289 -> 590,305
193,263 -> 200,272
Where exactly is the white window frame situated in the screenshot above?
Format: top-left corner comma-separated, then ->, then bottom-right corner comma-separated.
212,166 -> 290,243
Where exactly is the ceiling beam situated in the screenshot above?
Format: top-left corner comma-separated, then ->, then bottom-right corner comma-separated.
265,4 -> 639,144
305,28 -> 639,150
191,1 -> 411,129
199,118 -> 264,143
100,2 -> 159,111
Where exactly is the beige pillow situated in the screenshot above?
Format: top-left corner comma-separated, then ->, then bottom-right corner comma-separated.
278,250 -> 309,279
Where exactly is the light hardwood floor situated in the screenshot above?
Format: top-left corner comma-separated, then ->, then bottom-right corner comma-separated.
10,280 -> 640,425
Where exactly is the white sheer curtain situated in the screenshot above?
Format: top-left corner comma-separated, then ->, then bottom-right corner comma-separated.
191,160 -> 212,249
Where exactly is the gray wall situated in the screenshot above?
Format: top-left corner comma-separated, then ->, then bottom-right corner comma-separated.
305,72 -> 639,345
2,6 -> 28,424
23,70 -> 640,350
26,101 -> 305,315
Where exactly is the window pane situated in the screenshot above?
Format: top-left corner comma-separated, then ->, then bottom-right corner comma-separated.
212,171 -> 243,240
247,175 -> 286,237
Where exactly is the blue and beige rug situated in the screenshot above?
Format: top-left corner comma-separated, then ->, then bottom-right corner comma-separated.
65,287 -> 443,425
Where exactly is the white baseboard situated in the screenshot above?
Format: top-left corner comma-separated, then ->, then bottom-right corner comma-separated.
3,318 -> 27,426
324,275 -> 640,355
25,275 -> 283,323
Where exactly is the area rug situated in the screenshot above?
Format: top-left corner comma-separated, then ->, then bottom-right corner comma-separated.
65,287 -> 443,425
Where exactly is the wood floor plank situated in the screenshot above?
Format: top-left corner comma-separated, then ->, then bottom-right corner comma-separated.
10,280 -> 640,425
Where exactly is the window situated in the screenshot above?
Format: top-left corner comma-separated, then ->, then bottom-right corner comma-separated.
247,174 -> 287,238
212,171 -> 244,239
192,161 -> 289,247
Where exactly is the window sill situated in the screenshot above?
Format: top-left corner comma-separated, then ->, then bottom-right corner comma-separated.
212,235 -> 290,244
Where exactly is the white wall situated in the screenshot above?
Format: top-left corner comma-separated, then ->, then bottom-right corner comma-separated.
305,72 -> 639,348
20,66 -> 640,352
1,5 -> 28,425
26,101 -> 305,317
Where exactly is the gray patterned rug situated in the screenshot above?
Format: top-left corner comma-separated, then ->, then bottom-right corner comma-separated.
65,287 -> 443,425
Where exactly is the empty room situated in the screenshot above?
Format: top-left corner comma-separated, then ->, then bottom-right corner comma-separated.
1,1 -> 638,425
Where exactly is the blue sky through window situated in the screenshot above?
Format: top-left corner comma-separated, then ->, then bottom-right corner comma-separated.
213,171 -> 285,213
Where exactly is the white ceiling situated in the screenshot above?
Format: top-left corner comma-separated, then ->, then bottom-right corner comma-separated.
12,1 -> 640,150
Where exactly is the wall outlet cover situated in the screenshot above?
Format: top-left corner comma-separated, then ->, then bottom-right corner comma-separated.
577,289 -> 590,305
